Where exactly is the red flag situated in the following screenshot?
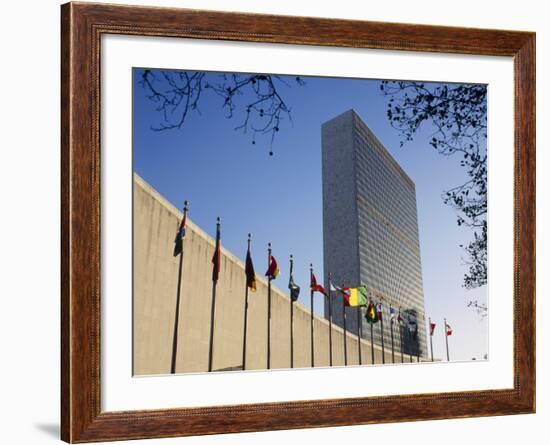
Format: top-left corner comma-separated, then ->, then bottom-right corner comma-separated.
310,273 -> 326,295
377,302 -> 383,321
396,310 -> 403,324
430,322 -> 436,336
265,255 -> 279,280
446,323 -> 453,336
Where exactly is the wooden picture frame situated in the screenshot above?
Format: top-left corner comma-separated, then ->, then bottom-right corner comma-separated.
61,2 -> 535,442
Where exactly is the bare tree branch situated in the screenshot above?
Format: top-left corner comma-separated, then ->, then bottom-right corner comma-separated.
140,69 -> 305,155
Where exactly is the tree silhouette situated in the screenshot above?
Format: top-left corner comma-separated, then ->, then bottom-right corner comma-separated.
467,300 -> 488,319
140,69 -> 305,155
380,80 -> 487,289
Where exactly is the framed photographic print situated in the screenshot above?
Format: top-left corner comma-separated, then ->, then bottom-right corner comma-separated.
61,2 -> 535,442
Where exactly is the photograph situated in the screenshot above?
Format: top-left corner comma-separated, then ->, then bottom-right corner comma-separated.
132,68 -> 488,375
0,0 -> 541,443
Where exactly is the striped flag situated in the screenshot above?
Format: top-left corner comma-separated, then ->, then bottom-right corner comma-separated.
345,287 -> 367,307
245,245 -> 256,291
265,255 -> 279,280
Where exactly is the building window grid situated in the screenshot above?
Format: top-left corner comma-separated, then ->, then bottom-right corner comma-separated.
358,235 -> 424,299
353,132 -> 426,356
357,220 -> 421,277
354,144 -> 419,238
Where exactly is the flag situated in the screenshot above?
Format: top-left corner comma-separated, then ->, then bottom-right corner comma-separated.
430,322 -> 436,336
310,273 -> 326,295
245,247 -> 256,291
365,302 -> 379,323
173,212 -> 186,257
396,309 -> 403,324
408,317 -> 418,338
265,255 -> 279,280
288,274 -> 300,302
446,323 -> 453,336
347,287 -> 368,307
341,287 -> 351,306
329,279 -> 346,294
211,223 -> 221,282
377,302 -> 383,320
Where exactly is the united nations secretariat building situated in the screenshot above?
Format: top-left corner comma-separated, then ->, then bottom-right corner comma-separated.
322,110 -> 428,358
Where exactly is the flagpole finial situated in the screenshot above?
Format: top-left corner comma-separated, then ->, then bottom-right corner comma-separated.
216,216 -> 220,225
290,254 -> 293,260
183,200 -> 189,211
248,233 -> 251,241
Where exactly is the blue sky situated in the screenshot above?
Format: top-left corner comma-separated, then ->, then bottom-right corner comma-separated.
133,68 -> 487,362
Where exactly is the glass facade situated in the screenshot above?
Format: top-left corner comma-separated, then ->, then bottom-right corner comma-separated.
322,110 -> 427,359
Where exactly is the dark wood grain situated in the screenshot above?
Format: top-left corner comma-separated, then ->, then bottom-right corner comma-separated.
60,2 -> 536,442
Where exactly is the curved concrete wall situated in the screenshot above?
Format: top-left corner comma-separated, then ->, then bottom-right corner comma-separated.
133,174 -> 407,376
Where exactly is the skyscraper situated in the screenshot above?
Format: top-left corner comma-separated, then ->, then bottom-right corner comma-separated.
322,110 -> 427,358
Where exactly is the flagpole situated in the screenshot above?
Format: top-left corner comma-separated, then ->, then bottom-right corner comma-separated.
241,234 -> 252,371
408,312 -> 413,363
289,254 -> 295,369
390,314 -> 395,364
327,273 -> 334,367
409,325 -> 413,363
409,336 -> 413,363
356,306 -> 362,365
370,318 -> 375,365
342,282 -> 347,366
429,317 -> 434,362
208,217 -> 220,372
267,243 -> 272,370
445,317 -> 450,361
399,308 -> 404,363
309,264 -> 315,368
170,201 -> 188,374
379,302 -> 386,364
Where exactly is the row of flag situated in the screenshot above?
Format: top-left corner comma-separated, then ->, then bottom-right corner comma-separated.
171,209 -> 454,371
